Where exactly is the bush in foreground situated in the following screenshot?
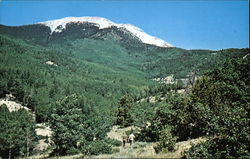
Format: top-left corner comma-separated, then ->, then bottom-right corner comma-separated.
84,140 -> 112,155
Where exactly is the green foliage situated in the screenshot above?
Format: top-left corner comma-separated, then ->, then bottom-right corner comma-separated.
186,138 -> 250,159
138,55 -> 250,156
0,27 -> 249,157
50,37 -> 248,79
185,56 -> 250,158
0,105 -> 37,158
185,105 -> 249,158
116,94 -> 134,127
84,140 -> 112,155
0,34 -> 159,156
49,94 -> 86,155
3,23 -> 245,79
0,24 -> 50,45
104,138 -> 122,147
131,101 -> 157,127
138,94 -> 197,142
154,126 -> 177,153
185,141 -> 213,158
0,34 -> 154,124
192,57 -> 250,112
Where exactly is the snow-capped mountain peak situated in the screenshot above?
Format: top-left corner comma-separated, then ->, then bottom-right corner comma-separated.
40,17 -> 115,33
39,17 -> 173,48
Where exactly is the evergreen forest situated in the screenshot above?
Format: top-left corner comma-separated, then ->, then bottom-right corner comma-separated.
0,24 -> 249,158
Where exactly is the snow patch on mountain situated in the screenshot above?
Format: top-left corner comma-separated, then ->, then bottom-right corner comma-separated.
119,24 -> 172,48
39,17 -> 173,48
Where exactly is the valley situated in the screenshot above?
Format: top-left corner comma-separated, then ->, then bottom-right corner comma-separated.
0,17 -> 249,158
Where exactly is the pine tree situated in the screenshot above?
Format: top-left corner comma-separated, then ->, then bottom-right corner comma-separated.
49,94 -> 86,155
116,94 -> 134,127
0,105 -> 37,159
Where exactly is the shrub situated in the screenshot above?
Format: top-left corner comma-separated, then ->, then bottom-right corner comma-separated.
85,140 -> 112,155
67,147 -> 81,155
185,141 -> 212,159
185,57 -> 250,158
154,126 -> 177,153
186,137 -> 250,159
104,138 -> 122,147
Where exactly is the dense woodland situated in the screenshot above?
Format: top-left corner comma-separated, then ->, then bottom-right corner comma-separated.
136,56 -> 250,158
0,30 -> 249,159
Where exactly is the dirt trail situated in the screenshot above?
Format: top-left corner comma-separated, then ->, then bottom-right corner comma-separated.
95,125 -> 207,158
107,125 -> 137,142
23,125 -> 206,159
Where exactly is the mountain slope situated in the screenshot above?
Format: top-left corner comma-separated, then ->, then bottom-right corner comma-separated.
0,16 -> 172,48
0,34 -> 155,123
0,16 -> 248,80
39,17 -> 173,48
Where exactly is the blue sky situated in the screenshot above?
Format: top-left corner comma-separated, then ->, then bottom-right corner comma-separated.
0,0 -> 249,50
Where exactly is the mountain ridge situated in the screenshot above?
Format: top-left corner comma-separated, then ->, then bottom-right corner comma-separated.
38,16 -> 173,48
0,18 -> 248,79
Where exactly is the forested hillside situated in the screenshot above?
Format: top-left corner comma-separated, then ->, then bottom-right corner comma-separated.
0,33 -> 159,158
133,55 -> 249,158
1,23 -> 248,79
0,25 -> 249,158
